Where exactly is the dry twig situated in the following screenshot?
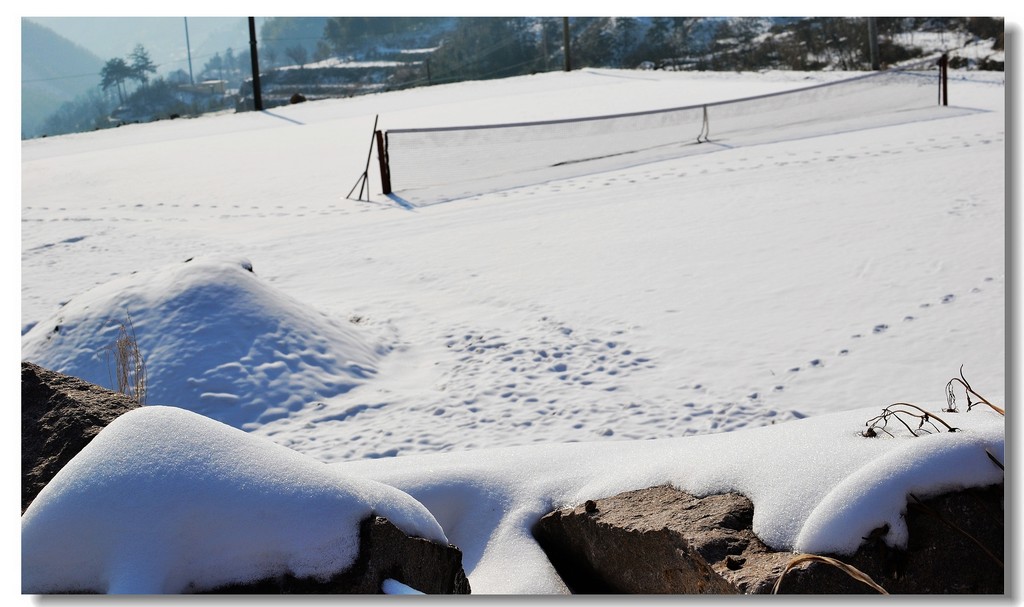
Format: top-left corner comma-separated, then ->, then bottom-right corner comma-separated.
772,554 -> 888,594
104,310 -> 147,405
862,403 -> 958,438
945,365 -> 1003,415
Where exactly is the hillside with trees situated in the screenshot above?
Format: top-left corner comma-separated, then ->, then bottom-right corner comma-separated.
24,17 -> 1003,139
21,19 -> 106,138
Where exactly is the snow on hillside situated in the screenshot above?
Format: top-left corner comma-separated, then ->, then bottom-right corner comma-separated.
19,65 -> 1007,595
892,30 -> 1004,65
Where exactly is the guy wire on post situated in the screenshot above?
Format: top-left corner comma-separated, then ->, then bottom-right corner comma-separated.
347,114 -> 380,202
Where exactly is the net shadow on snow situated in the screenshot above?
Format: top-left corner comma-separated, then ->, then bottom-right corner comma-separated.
385,193 -> 416,210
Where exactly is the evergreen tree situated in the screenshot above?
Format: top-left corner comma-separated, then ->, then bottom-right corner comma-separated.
129,44 -> 156,84
259,17 -> 328,63
41,89 -> 115,137
313,40 -> 332,63
429,18 -> 538,83
322,17 -> 442,57
286,45 -> 308,68
572,18 -> 615,67
203,53 -> 224,81
100,57 -> 132,104
612,17 -> 641,67
643,17 -> 674,65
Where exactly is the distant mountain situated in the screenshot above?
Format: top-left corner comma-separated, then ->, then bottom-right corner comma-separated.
27,17 -> 259,80
22,19 -> 105,138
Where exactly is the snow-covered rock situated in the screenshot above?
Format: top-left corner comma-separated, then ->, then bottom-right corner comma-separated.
21,406 -> 446,594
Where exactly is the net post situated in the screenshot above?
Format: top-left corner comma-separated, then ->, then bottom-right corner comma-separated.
376,130 -> 392,195
938,53 -> 949,106
697,105 -> 710,143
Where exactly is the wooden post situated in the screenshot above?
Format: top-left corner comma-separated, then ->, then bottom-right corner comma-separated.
376,130 -> 392,195
938,53 -> 949,106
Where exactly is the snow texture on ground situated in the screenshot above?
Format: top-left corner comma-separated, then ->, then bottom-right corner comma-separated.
18,65 -> 1008,595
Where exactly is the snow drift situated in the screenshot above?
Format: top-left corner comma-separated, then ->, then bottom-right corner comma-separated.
337,403 -> 1004,593
21,400 -> 1003,594
20,257 -> 385,429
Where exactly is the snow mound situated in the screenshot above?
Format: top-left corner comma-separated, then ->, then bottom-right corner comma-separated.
339,405 -> 1005,593
20,257 -> 384,429
21,406 -> 446,594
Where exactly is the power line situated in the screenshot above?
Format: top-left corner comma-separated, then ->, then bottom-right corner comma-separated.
23,48 -> 255,87
22,73 -> 99,84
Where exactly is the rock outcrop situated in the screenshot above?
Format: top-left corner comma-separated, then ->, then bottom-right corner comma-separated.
22,363 -> 470,595
206,516 -> 471,594
533,484 -> 1003,594
22,361 -> 141,513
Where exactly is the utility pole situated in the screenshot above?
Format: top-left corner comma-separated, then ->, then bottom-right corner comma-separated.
867,17 -> 880,70
562,17 -> 572,72
184,17 -> 195,85
248,17 -> 263,111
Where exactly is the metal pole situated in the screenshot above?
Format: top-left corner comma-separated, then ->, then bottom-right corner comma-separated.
347,115 -> 380,201
248,17 -> 263,111
361,115 -> 379,199
562,17 -> 572,72
184,17 -> 194,85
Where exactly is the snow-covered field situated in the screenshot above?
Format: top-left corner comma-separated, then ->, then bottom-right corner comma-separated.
18,66 -> 1009,596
